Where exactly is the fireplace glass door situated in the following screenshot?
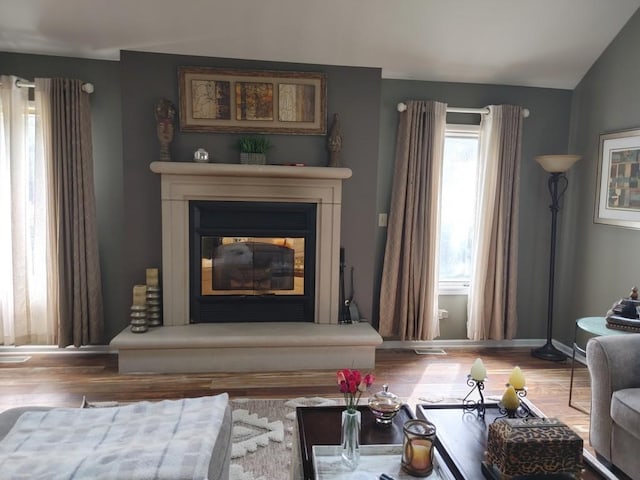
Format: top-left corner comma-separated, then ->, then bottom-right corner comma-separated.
201,237 -> 305,295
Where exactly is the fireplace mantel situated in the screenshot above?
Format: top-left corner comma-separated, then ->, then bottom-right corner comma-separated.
150,161 -> 352,326
150,161 -> 352,181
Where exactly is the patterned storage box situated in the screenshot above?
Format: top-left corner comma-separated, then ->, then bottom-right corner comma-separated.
486,417 -> 583,478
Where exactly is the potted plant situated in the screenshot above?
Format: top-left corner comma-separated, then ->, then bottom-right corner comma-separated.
237,136 -> 272,165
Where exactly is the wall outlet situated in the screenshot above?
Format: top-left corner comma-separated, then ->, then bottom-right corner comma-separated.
378,213 -> 388,227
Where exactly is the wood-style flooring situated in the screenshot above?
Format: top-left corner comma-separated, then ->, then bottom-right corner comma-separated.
0,347 -> 594,453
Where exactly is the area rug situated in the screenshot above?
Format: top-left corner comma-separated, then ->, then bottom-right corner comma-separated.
229,396 -> 338,480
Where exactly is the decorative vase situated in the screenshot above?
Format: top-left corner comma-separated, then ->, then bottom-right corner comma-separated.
327,113 -> 343,167
340,409 -> 361,470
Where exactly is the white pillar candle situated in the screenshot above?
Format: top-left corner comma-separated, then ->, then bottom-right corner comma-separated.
146,268 -> 159,287
133,285 -> 147,306
508,366 -> 526,389
470,358 -> 486,381
502,385 -> 520,410
409,440 -> 431,471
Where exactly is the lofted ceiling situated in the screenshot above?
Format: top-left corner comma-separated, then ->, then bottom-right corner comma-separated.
0,0 -> 639,89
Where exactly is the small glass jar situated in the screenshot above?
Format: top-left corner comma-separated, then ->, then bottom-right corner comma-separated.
193,148 -> 209,163
368,384 -> 402,425
401,419 -> 437,477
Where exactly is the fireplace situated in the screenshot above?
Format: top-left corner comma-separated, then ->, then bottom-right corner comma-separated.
190,200 -> 316,322
150,161 -> 352,326
110,162 -> 383,374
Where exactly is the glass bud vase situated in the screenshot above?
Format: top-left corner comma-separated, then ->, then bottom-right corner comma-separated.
341,409 -> 361,470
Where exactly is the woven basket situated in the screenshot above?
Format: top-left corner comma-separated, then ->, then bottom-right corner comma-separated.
240,153 -> 266,165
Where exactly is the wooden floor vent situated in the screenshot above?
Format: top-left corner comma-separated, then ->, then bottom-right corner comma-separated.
413,348 -> 447,355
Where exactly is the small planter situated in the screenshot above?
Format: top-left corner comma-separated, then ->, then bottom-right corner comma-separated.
240,152 -> 267,165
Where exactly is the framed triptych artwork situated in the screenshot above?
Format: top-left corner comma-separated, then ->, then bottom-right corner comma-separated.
594,128 -> 640,229
178,67 -> 326,134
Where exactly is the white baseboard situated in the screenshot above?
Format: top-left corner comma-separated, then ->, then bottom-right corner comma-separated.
0,345 -> 116,354
1,338 -> 586,365
378,338 -> 584,364
380,338 -> 554,349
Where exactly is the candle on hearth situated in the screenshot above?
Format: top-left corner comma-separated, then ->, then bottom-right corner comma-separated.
146,268 -> 159,287
133,285 -> 147,306
470,358 -> 487,381
502,385 -> 520,410
508,366 -> 526,390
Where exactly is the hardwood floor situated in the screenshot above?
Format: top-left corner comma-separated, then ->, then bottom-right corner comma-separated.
0,346 -> 594,453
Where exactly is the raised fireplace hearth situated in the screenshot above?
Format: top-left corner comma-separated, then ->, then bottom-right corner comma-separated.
110,162 -> 383,373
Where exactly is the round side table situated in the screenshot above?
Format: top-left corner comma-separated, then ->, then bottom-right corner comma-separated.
569,316 -> 628,414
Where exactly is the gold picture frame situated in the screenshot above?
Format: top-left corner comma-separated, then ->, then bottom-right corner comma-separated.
594,128 -> 640,229
178,67 -> 326,134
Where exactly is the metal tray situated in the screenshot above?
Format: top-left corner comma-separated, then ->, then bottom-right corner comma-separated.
312,444 -> 454,480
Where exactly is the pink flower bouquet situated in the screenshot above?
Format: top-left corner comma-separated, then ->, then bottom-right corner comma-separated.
337,368 -> 375,412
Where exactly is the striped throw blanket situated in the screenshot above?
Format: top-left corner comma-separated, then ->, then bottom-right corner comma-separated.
0,393 -> 228,480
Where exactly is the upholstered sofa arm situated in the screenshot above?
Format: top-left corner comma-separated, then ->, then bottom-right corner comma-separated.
586,333 -> 640,460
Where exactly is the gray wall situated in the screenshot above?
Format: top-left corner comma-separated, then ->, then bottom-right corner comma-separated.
119,51 -> 381,335
0,52 -> 125,341
559,9 -> 640,345
376,81 -> 573,339
1,49 -> 578,343
14,36 -> 639,345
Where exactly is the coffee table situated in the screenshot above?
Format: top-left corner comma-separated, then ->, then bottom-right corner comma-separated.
295,404 -> 419,480
416,401 -> 618,480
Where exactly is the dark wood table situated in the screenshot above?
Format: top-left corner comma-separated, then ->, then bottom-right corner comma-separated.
295,404 -> 415,480
416,401 -> 617,480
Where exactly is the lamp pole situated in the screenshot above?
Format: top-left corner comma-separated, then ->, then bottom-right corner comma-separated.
531,172 -> 569,361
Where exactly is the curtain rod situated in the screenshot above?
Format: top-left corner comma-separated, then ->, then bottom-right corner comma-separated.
396,102 -> 530,118
0,79 -> 95,94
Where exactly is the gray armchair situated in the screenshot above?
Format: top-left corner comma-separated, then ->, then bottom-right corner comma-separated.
586,333 -> 640,480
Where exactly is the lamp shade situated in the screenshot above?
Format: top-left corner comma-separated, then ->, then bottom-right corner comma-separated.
536,154 -> 581,173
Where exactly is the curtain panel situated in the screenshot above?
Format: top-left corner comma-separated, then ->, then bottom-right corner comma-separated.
379,100 -> 447,340
49,78 -> 104,347
0,76 -> 57,345
467,105 -> 523,340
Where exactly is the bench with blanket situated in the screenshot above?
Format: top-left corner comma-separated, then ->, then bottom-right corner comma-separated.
0,394 -> 232,480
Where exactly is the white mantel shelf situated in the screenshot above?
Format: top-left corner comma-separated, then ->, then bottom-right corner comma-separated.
150,161 -> 352,180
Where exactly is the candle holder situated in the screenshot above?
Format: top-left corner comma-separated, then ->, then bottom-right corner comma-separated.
511,385 -> 528,399
463,375 -> 486,419
146,286 -> 162,327
130,304 -> 148,333
496,399 -> 529,420
401,419 -> 436,477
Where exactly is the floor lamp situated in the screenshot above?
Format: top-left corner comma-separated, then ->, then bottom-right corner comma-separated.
531,154 -> 581,362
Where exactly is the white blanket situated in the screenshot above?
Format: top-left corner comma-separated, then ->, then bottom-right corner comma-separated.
0,393 -> 229,480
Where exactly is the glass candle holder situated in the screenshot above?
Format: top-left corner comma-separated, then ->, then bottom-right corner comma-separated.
401,419 -> 436,477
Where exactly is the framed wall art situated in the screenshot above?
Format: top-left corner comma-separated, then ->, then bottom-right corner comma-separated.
594,128 -> 640,229
178,67 -> 326,134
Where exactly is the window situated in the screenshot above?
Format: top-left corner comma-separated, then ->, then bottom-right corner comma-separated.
439,124 -> 479,295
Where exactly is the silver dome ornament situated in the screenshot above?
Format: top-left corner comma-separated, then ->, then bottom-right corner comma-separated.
193,148 -> 210,163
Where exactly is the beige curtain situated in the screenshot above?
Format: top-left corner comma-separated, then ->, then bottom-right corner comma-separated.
379,100 -> 447,340
48,78 -> 104,347
467,105 -> 523,340
0,76 -> 57,344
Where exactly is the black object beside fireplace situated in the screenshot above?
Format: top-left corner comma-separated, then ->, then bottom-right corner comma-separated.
189,200 -> 316,323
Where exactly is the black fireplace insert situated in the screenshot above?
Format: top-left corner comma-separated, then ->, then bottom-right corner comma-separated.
189,200 -> 316,323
